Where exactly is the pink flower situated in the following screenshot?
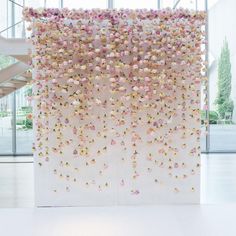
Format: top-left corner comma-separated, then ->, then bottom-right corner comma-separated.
111,139 -> 116,145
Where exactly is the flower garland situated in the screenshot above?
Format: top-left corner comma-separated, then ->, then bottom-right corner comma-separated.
24,8 -> 206,204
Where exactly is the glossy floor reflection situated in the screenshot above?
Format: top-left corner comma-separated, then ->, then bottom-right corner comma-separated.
1,205 -> 236,236
201,153 -> 236,203
0,154 -> 236,207
0,157 -> 34,208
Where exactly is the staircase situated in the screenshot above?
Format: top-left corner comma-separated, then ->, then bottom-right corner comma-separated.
0,61 -> 31,98
0,36 -> 30,57
0,35 -> 31,98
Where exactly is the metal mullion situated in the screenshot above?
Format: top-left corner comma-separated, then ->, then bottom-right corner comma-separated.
157,0 -> 160,9
60,0 -> 63,8
11,0 -> 15,38
108,0 -> 113,9
0,153 -> 33,156
201,151 -> 236,154
12,92 -> 16,155
10,1 -> 17,156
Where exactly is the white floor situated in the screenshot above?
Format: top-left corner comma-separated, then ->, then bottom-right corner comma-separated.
1,205 -> 236,236
0,157 -> 34,208
201,153 -> 236,203
1,154 -> 236,235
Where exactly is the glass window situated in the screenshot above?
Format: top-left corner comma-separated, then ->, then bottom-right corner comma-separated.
201,89 -> 207,152
196,0 -> 206,11
45,0 -> 61,8
63,0 -> 107,9
0,94 -> 13,154
208,0 -> 220,8
176,0 -> 197,10
24,0 -> 61,8
208,0 -> 236,151
24,0 -> 45,8
0,0 -> 8,37
161,0 -> 175,8
16,86 -> 33,154
115,0 -> 157,9
3,0 -> 234,155
0,55 -> 15,70
15,4 -> 25,38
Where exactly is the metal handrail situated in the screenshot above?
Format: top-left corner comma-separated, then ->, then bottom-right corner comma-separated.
0,20 -> 24,35
173,0 -> 181,9
8,0 -> 23,8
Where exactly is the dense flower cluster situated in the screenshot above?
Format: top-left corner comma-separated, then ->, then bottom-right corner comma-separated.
23,7 -> 205,21
24,8 -> 206,203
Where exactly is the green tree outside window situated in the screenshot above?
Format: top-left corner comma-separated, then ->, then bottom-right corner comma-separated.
215,39 -> 234,119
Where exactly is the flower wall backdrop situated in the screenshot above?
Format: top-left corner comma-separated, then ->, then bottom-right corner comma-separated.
24,8 -> 206,206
